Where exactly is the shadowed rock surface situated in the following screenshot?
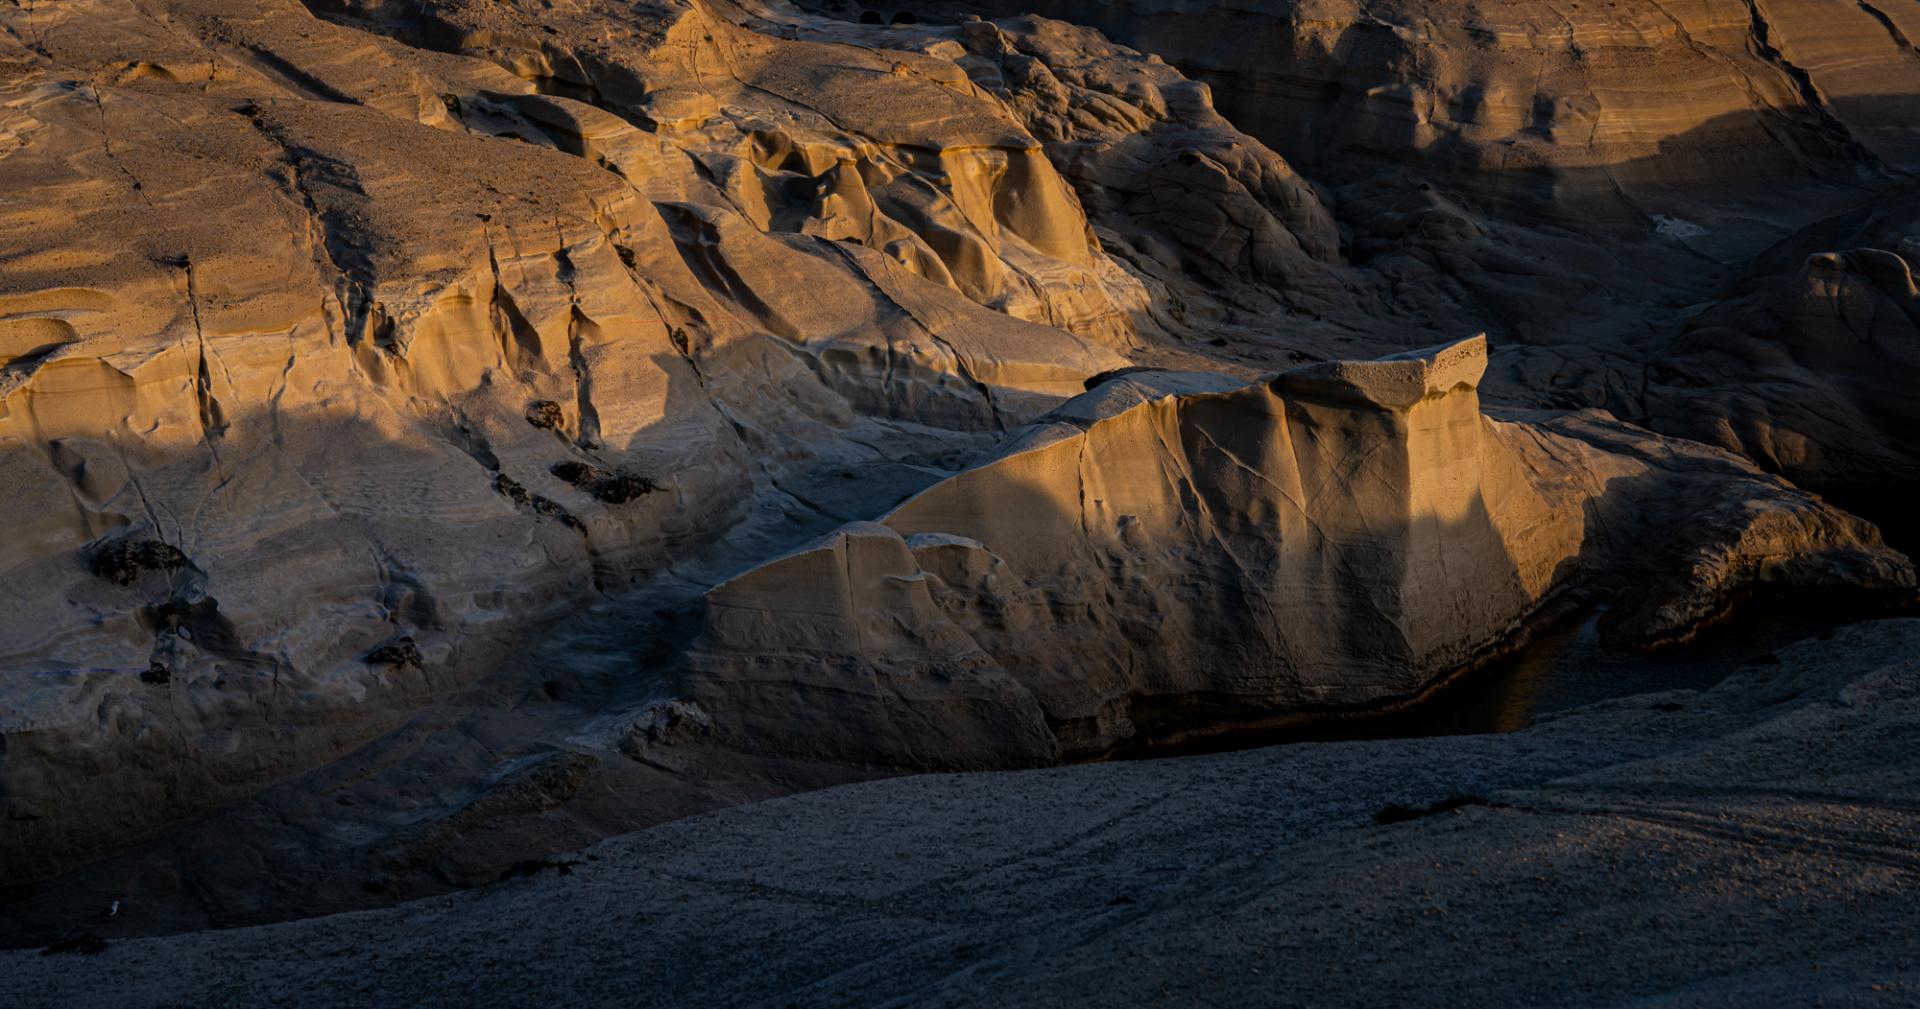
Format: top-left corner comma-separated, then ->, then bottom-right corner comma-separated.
4,620 -> 1917,1007
848,0 -> 1920,488
2,0 -> 1918,974
682,336 -> 1909,765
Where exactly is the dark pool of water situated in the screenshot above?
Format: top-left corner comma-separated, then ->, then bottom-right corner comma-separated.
1439,481 -> 1920,737
1409,599 -> 1875,737
1131,591 -> 1914,759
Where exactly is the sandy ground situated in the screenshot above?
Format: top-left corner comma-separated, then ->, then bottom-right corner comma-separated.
6,620 -> 1918,1008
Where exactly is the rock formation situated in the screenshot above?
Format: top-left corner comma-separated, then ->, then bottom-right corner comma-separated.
862,0 -> 1920,486
0,0 -> 1147,879
0,0 -> 1916,946
896,0 -> 1920,211
680,336 -> 1909,765
8,618 -> 1918,1008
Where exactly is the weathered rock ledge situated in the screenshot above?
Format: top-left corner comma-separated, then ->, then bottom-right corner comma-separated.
678,337 -> 1913,767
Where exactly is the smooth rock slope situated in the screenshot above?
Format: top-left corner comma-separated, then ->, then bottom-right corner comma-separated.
2,0 -> 1918,946
6,619 -> 1917,1008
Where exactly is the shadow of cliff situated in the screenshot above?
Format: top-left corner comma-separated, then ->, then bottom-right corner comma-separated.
0,321 -> 1045,946
8,356 -> 1908,949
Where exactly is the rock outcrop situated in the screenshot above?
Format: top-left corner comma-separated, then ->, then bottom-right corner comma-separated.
833,0 -> 1920,487
9,619 -> 1918,1008
3,0 -> 1918,939
679,337 -> 1911,765
1646,192 -> 1920,489
0,0 -> 1149,880
896,0 -> 1920,206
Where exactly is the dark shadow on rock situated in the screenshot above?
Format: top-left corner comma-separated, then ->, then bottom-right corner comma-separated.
677,347 -> 1579,767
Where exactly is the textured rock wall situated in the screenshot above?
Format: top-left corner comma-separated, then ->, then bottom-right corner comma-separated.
871,0 -> 1920,486
2,0 -> 1917,915
0,0 -> 1156,878
679,337 -> 1911,766
898,0 -> 1920,200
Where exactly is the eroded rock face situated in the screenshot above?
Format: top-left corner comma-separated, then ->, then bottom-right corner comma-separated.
1,0 -> 1149,880
899,0 -> 1920,204
1,0 -> 1917,932
679,337 -> 1911,765
851,0 -> 1920,486
1639,194 -> 1920,489
947,16 -> 1350,316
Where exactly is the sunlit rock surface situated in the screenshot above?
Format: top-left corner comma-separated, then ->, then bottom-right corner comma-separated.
874,0 -> 1920,486
682,337 -> 1909,765
1,0 -> 1144,879
0,0 -> 1916,952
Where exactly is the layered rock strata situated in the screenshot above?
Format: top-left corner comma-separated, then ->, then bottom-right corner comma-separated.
0,0 -> 1155,880
838,0 -> 1920,486
3,0 -> 1918,927
679,337 -> 1911,765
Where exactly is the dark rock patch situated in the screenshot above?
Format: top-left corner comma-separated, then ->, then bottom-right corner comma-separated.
39,933 -> 106,956
548,460 -> 604,487
493,472 -> 533,506
88,536 -> 188,586
525,400 -> 565,430
1373,795 -> 1496,825
590,473 -> 661,504
137,597 -> 238,651
533,497 -> 584,530
493,474 -> 585,530
550,461 -> 662,504
364,636 -> 422,669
